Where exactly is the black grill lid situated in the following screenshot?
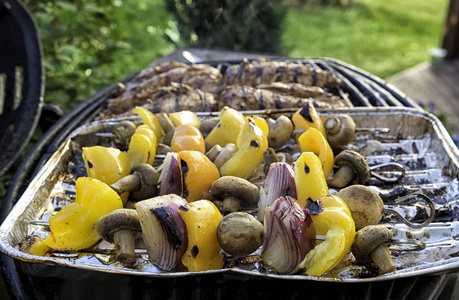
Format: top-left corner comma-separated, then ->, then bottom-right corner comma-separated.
0,0 -> 44,177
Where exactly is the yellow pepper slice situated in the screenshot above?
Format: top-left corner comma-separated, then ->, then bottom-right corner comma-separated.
250,116 -> 269,137
127,124 -> 157,167
205,106 -> 245,148
220,117 -> 268,179
20,236 -> 51,256
82,146 -> 131,186
133,106 -> 165,142
178,150 -> 220,202
297,127 -> 334,178
45,177 -> 123,251
171,124 -> 205,153
169,110 -> 201,128
178,200 -> 224,272
299,195 -> 355,276
294,152 -> 329,206
292,103 -> 326,137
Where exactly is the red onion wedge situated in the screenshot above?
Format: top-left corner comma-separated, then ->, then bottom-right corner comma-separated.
157,152 -> 183,196
135,194 -> 188,271
258,162 -> 297,222
260,196 -> 315,275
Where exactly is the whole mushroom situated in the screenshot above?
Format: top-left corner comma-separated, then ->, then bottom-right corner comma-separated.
337,185 -> 384,230
110,163 -> 160,202
327,150 -> 370,188
210,176 -> 259,214
352,225 -> 396,274
324,115 -> 356,148
206,143 -> 238,170
112,120 -> 137,150
95,208 -> 142,265
217,212 -> 264,257
199,117 -> 220,138
267,115 -> 294,149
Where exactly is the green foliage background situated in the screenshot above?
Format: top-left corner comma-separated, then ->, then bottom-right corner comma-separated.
23,0 -> 176,111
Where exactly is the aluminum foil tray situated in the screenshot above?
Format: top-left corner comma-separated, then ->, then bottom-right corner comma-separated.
1,107 -> 459,287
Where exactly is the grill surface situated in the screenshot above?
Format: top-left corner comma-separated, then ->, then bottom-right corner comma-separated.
1,49 -> 459,299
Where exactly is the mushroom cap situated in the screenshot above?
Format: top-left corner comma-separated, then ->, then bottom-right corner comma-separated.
210,176 -> 259,206
337,185 -> 384,230
113,120 -> 137,150
130,164 -> 159,201
95,209 -> 141,243
217,212 -> 264,257
324,115 -> 356,148
352,225 -> 393,263
334,150 -> 370,185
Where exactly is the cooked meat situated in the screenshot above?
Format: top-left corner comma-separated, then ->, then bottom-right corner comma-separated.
219,85 -> 347,111
134,61 -> 190,84
105,62 -> 223,116
256,82 -> 325,98
123,62 -> 222,96
224,58 -> 342,88
106,84 -> 217,117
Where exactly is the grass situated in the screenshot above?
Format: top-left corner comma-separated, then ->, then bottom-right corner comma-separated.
283,0 -> 449,79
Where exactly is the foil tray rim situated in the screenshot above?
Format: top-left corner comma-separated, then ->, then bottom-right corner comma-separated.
1,107 -> 459,282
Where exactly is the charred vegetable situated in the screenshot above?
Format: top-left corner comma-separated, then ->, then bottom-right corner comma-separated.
261,196 -> 315,275
135,194 -> 188,271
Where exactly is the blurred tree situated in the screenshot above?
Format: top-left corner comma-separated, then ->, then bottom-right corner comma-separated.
166,0 -> 287,54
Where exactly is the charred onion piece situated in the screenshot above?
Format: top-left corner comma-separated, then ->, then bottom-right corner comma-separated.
261,196 -> 315,275
135,194 -> 188,271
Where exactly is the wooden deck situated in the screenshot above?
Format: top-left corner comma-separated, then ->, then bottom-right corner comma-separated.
387,60 -> 459,135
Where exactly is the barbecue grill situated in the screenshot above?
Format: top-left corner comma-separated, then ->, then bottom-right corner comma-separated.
1,1 -> 459,299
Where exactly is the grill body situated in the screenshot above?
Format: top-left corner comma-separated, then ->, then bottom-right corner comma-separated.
1,47 -> 459,299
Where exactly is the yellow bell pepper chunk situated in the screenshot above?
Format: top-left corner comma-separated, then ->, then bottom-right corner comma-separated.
294,152 -> 329,206
127,124 -> 157,167
82,146 -> 131,185
205,106 -> 246,148
220,117 -> 268,179
45,177 -> 123,251
297,127 -> 334,178
250,116 -> 269,137
21,236 -> 51,256
178,200 -> 224,272
178,150 -> 220,202
299,195 -> 355,276
171,124 -> 205,153
133,106 -> 165,142
169,110 -> 201,128
292,103 -> 326,137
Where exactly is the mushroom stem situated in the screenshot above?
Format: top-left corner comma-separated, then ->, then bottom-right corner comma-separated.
113,229 -> 136,265
223,197 -> 241,214
370,244 -> 396,274
110,174 -> 141,195
327,164 -> 355,188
